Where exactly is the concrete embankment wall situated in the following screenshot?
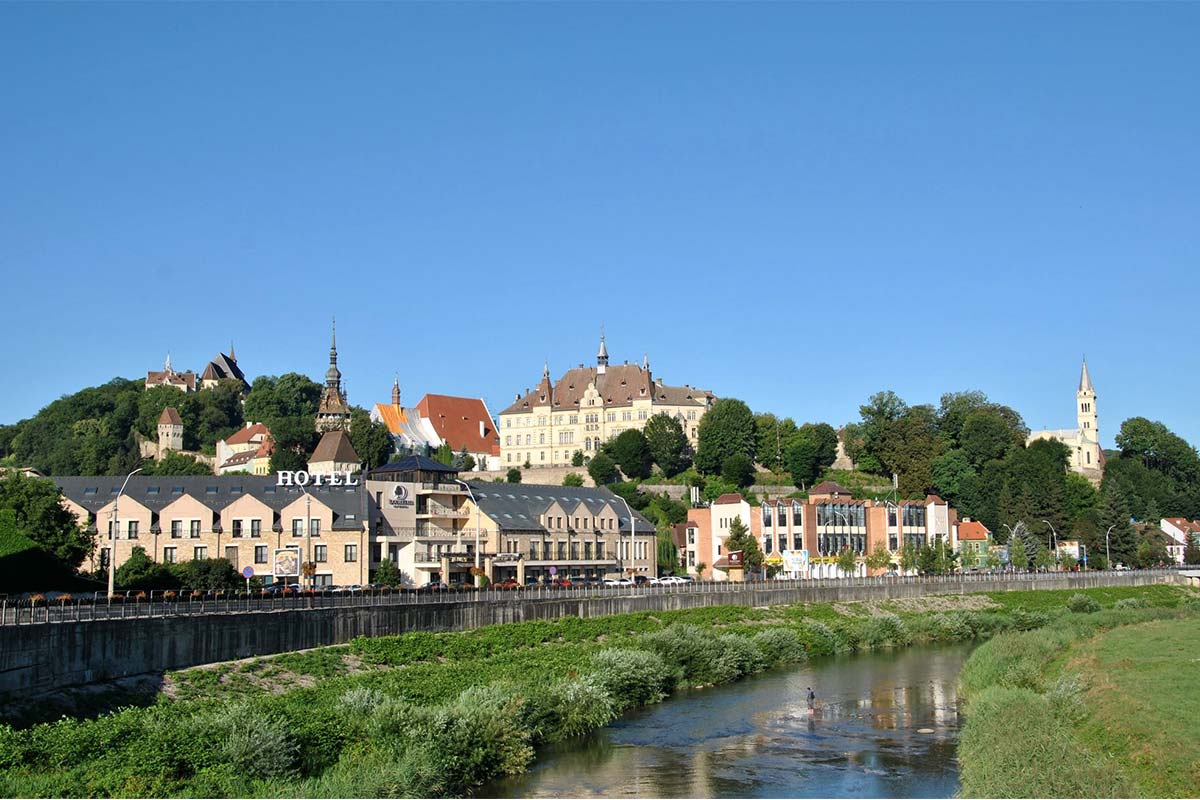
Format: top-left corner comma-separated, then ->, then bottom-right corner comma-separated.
0,572 -> 1180,697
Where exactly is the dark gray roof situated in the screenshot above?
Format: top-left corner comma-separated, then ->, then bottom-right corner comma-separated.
466,481 -> 654,534
369,455 -> 458,476
53,475 -> 366,531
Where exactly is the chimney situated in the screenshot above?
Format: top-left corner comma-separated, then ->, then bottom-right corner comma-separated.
479,421 -> 485,438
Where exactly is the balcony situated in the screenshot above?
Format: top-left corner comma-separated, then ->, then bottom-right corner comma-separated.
418,482 -> 466,494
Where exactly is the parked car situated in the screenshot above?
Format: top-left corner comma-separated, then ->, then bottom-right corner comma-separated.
656,575 -> 690,585
604,578 -> 633,586
417,581 -> 449,592
549,577 -> 573,589
495,579 -> 521,590
633,575 -> 650,586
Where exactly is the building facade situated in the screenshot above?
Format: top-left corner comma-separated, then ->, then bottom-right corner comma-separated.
216,422 -> 273,475
499,335 -> 715,468
1027,360 -> 1105,485
56,475 -> 369,586
685,481 -> 961,580
370,379 -> 501,471
145,354 -> 196,392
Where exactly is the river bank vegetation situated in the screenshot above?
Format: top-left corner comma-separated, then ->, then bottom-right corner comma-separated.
0,585 -> 1194,798
958,591 -> 1200,797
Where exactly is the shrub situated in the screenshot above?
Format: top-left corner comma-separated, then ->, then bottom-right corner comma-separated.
1114,597 -> 1147,610
339,687 -> 387,717
714,633 -> 768,677
1067,593 -> 1101,614
639,624 -> 741,686
1010,607 -> 1052,630
959,628 -> 1071,698
797,621 -> 840,656
589,648 -> 675,711
861,614 -> 910,648
196,702 -> 299,780
751,628 -> 806,665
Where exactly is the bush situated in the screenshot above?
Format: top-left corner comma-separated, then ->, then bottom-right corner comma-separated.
1067,593 -> 1101,614
562,473 -> 584,488
797,621 -> 840,657
1010,607 -> 1052,631
589,649 -> 675,711
1114,597 -> 1147,610
639,624 -> 741,686
861,614 -> 910,648
195,702 -> 299,780
714,633 -> 767,678
751,628 -> 806,666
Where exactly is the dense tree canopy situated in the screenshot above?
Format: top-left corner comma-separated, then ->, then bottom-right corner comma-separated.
606,429 -> 653,481
0,472 -> 92,569
694,399 -> 755,475
642,414 -> 690,477
143,451 -> 214,476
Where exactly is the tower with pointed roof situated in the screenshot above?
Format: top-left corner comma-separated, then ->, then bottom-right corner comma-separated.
316,318 -> 352,433
597,332 -> 609,375
1026,358 -> 1104,485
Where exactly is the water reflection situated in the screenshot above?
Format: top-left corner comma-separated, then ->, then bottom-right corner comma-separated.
484,644 -> 970,799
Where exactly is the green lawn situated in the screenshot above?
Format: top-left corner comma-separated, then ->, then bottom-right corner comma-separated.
985,583 -> 1186,612
1073,618 -> 1200,796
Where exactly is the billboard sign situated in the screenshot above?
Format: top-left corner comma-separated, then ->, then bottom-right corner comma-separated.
387,483 -> 414,509
274,547 -> 300,578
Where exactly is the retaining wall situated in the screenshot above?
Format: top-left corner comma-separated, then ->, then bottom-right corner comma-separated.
0,572 -> 1181,697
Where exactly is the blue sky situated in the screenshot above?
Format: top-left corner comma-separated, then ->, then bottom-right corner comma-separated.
2,3 -> 1197,447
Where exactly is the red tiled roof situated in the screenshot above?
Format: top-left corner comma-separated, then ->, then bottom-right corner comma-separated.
158,407 -> 182,425
810,481 -> 849,495
926,494 -> 946,505
958,520 -> 990,541
225,422 -> 271,446
713,493 -> 745,505
416,394 -> 500,455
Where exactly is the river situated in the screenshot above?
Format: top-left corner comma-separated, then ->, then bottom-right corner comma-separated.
485,644 -> 971,798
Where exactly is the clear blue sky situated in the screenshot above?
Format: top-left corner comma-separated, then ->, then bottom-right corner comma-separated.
2,3 -> 1197,448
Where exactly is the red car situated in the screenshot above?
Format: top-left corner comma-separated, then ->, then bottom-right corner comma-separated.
550,578 -> 573,589
495,579 -> 521,590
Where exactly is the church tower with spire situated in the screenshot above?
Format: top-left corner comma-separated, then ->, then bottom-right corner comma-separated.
316,318 -> 352,433
1027,358 -> 1104,485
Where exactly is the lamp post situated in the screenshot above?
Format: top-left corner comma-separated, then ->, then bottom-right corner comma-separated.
1106,524 -> 1115,570
830,508 -> 850,579
454,479 -> 483,586
1042,519 -> 1058,570
617,494 -> 636,594
297,484 -> 312,595
108,467 -> 142,603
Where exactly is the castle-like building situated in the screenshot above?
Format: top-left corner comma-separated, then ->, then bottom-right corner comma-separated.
498,335 -> 715,468
1026,360 -> 1104,485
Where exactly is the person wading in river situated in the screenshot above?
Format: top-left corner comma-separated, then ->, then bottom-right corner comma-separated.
806,687 -> 816,713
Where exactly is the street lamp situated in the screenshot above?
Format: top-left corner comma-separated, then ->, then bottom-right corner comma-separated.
829,508 -> 850,578
1042,520 -> 1058,570
297,483 -> 312,593
454,479 -> 483,587
108,467 -> 142,603
1105,524 -> 1116,570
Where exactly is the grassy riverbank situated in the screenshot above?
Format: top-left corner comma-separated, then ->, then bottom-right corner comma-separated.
0,585 -> 1192,798
957,593 -> 1200,797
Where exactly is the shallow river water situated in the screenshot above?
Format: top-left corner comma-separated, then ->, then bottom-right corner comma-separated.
485,643 -> 972,798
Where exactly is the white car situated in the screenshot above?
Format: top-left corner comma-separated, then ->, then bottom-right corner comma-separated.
656,576 -> 690,585
604,578 -> 633,586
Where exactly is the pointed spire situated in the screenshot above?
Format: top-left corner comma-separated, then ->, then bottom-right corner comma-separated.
597,329 -> 609,364
543,359 -> 550,379
642,352 -> 649,371
330,317 -> 337,359
392,373 -> 401,406
165,352 -> 172,373
1079,357 -> 1093,393
229,341 -> 236,362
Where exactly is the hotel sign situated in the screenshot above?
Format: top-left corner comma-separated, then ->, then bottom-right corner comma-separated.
276,470 -> 359,487
387,483 -> 414,509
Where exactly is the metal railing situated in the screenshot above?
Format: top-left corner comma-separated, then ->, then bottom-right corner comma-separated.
0,568 -> 1184,626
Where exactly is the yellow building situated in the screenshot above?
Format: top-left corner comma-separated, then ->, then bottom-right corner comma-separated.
499,336 -> 715,467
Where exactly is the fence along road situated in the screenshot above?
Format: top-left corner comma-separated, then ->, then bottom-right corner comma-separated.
0,568 -> 1185,626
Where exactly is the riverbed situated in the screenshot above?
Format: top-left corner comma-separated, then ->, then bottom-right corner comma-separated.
485,643 -> 971,798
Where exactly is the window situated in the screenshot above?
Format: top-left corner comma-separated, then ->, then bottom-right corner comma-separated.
292,519 -> 304,537
557,541 -> 567,560
190,520 -> 201,538
163,546 -> 177,564
762,505 -> 773,527
763,536 -> 773,554
344,544 -> 358,562
314,545 -> 327,563
225,546 -> 238,567
232,520 -> 243,538
314,574 -> 332,587
127,520 -> 138,539
584,541 -> 593,560
570,542 -> 579,560
251,519 -> 261,538
171,520 -> 182,539
687,528 -> 695,545
194,546 -> 208,560
255,545 -> 268,564
310,519 -> 321,537
595,541 -> 605,559
530,542 -> 540,560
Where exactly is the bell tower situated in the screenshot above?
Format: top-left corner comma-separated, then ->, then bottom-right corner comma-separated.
1077,358 -> 1097,437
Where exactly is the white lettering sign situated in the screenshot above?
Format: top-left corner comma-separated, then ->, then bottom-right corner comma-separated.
276,470 -> 359,487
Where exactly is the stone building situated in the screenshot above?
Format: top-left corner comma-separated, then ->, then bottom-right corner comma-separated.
145,354 -> 196,392
200,346 -> 247,391
499,335 -> 715,468
1026,360 -> 1105,485
316,320 -> 352,433
156,407 -> 183,454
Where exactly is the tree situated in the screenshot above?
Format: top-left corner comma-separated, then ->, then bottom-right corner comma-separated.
858,390 -> 909,473
960,410 -> 1018,469
785,436 -> 821,489
1033,547 -> 1054,571
171,558 -> 240,592
899,542 -> 918,573
724,516 -> 763,574
916,545 -> 938,575
656,525 -> 678,576
587,453 -> 619,485
571,450 -> 585,468
562,473 -> 584,487
866,544 -> 894,572
1135,536 -> 1170,569
836,547 -> 858,576
960,544 -> 979,571
244,373 -> 322,424
1183,534 -> 1200,566
505,468 -> 522,484
458,447 -> 476,472
433,443 -> 455,467
373,559 -> 401,585
722,453 -> 755,489
931,449 -> 974,505
1009,532 -> 1029,570
643,414 -> 690,477
878,405 -> 945,496
608,429 -> 653,480
144,451 -> 212,476
349,408 -> 394,470
1098,481 -> 1137,567
269,416 -> 320,473
114,546 -> 177,590
694,399 -> 755,475
0,472 -> 92,569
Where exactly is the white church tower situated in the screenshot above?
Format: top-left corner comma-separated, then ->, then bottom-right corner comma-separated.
1027,358 -> 1104,486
